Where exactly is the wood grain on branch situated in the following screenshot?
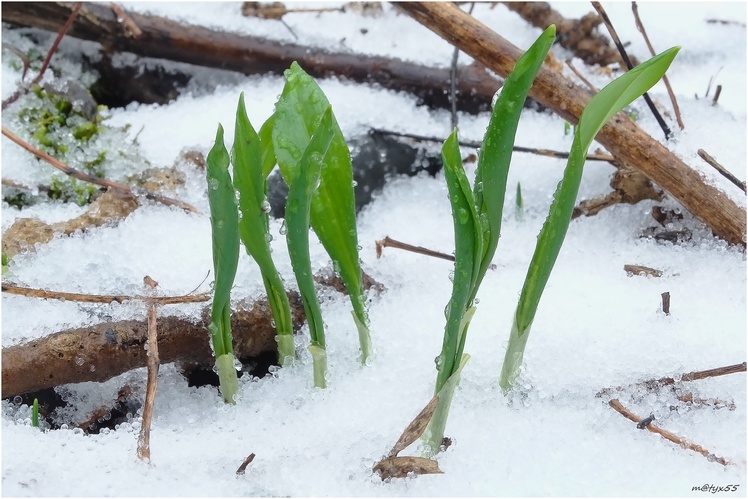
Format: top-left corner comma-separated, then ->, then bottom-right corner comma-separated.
397,2 -> 746,247
0,1 -> 500,115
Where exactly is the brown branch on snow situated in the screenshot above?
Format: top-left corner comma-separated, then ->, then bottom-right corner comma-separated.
596,362 -> 747,399
236,453 -> 256,476
500,2 -> 627,67
1,43 -> 32,82
2,271 -> 383,399
1,126 -> 199,214
2,3 -> 82,110
376,236 -> 456,263
2,283 -> 211,306
711,85 -> 722,106
608,399 -> 732,466
631,2 -> 684,130
697,149 -> 746,193
623,264 -> 662,277
0,2 -> 502,116
396,2 -> 746,247
590,2 -> 672,140
573,163 -> 663,219
137,276 -> 159,462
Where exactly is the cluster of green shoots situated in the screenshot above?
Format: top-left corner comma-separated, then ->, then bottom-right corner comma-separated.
206,63 -> 371,402
423,25 -> 679,452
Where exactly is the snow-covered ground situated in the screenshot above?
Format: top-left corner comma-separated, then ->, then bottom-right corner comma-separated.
2,2 -> 746,496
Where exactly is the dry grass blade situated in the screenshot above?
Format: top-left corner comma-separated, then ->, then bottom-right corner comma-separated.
388,396 -> 439,458
373,456 -> 443,480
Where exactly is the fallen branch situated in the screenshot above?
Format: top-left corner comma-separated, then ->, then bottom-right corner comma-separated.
396,2 -> 746,247
2,283 -> 211,305
1,2 -> 502,115
500,2 -> 626,67
632,2 -> 684,130
608,399 -> 731,466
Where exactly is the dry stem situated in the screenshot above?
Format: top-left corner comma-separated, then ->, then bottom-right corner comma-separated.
137,277 -> 159,462
2,283 -> 211,305
697,149 -> 746,193
608,399 -> 731,466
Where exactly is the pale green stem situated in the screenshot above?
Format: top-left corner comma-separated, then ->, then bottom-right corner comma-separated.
216,353 -> 239,404
308,344 -> 328,388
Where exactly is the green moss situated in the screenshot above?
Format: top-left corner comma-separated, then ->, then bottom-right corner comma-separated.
48,177 -> 97,206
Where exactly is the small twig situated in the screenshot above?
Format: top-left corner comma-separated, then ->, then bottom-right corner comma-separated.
372,129 -> 616,163
137,276 -> 160,462
591,1 -> 672,140
1,3 -> 82,110
450,2 -> 475,130
697,149 -> 746,193
376,236 -> 455,263
565,59 -> 599,93
236,453 -> 256,476
597,362 -> 747,398
1,43 -> 32,82
623,264 -> 662,277
1,283 -> 211,305
706,18 -> 747,27
608,399 -> 731,466
711,85 -> 722,106
2,126 -> 200,213
660,291 -> 670,315
110,3 -> 143,38
704,67 -> 722,98
631,2 -> 684,130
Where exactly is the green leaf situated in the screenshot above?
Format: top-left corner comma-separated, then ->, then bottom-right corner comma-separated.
259,114 -> 277,178
272,62 -> 371,363
471,24 -> 555,301
435,130 -> 481,393
232,93 -> 295,365
501,46 -> 680,391
285,107 -> 336,387
206,123 -> 240,357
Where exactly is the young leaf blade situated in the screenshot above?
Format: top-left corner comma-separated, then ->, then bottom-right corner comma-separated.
272,62 -> 371,362
501,46 -> 681,391
232,93 -> 295,365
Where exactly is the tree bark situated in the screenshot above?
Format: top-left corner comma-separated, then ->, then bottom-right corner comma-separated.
397,2 -> 746,247
1,1 -> 500,115
1,293 -> 304,399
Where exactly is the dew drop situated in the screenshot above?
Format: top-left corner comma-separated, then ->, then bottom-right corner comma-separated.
279,220 -> 287,235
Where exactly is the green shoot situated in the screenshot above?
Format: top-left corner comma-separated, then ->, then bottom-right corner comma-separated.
232,93 -> 296,366
515,182 -> 524,221
31,398 -> 39,428
563,120 -> 571,137
272,62 -> 372,364
284,107 -> 336,388
499,46 -> 681,391
423,25 -> 556,454
206,124 -> 241,403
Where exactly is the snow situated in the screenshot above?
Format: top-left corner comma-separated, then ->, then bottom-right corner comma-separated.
2,2 -> 746,496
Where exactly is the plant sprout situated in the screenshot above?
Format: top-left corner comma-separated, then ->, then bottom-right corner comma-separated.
31,398 -> 39,428
422,25 -> 557,454
515,182 -> 524,221
499,46 -> 680,391
271,62 -> 372,364
206,124 -> 241,403
232,93 -> 296,366
284,107 -> 336,387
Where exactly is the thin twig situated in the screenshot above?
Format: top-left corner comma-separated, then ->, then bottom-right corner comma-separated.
565,59 -> 599,93
376,236 -> 455,262
450,2 -> 475,130
1,283 -> 211,304
236,453 -> 256,475
591,1 -> 672,140
623,264 -> 662,277
697,149 -> 746,193
631,2 -> 684,130
1,3 -> 82,110
608,399 -> 731,466
372,129 -> 616,163
704,67 -> 723,98
1,126 -> 200,213
711,85 -> 722,106
706,18 -> 746,27
1,43 -> 32,81
110,3 -> 143,38
137,276 -> 160,462
660,291 -> 670,315
597,362 -> 747,398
